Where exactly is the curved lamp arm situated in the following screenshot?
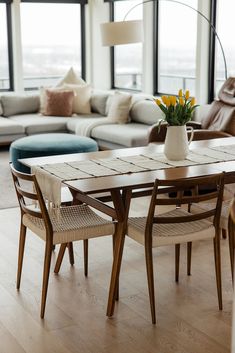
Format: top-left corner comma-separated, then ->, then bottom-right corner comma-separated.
101,0 -> 227,80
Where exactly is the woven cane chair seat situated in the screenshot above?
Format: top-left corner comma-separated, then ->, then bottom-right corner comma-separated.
128,208 -> 215,247
190,199 -> 231,230
23,204 -> 115,245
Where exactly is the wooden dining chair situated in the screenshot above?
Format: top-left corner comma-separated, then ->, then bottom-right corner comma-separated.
11,164 -> 116,318
125,173 -> 224,324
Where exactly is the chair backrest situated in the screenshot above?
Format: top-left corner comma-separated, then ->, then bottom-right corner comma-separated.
10,164 -> 53,234
145,173 -> 225,233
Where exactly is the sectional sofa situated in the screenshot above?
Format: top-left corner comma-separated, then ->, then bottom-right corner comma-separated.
0,90 -> 232,150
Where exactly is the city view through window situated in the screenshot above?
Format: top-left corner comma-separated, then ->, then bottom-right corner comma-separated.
216,0 -> 235,93
0,1 -> 234,94
21,3 -> 81,89
114,0 -> 143,90
158,0 -> 197,95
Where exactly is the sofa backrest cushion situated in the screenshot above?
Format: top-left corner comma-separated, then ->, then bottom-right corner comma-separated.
0,101 -> 3,116
1,94 -> 40,117
130,99 -> 164,125
91,93 -> 109,116
63,83 -> 91,114
107,91 -> 132,124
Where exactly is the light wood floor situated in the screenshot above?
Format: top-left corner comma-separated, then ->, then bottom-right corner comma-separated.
0,197 -> 233,353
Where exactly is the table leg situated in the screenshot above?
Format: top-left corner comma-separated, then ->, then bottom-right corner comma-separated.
106,188 -> 132,317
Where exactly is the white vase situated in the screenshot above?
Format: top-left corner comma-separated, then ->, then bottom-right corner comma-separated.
164,125 -> 194,161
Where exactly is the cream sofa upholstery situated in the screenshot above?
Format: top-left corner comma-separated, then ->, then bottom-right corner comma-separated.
0,91 -> 210,150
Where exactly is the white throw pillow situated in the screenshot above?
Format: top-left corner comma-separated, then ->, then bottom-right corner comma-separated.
63,83 -> 91,114
56,67 -> 86,87
108,91 -> 132,124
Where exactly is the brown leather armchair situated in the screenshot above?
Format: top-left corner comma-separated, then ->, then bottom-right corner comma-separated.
148,77 -> 235,143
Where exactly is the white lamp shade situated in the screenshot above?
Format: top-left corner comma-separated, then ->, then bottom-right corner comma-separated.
100,20 -> 144,46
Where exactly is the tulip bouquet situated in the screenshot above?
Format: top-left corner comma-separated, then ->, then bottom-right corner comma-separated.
155,89 -> 198,127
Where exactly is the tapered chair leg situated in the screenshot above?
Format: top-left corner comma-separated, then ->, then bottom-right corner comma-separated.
145,236 -> 156,324
17,223 -> 27,289
222,229 -> 227,239
41,242 -> 53,318
213,236 -> 223,310
175,244 -> 180,282
68,242 -> 74,266
54,243 -> 67,274
228,215 -> 235,281
187,242 -> 192,276
83,239 -> 88,276
112,233 -> 119,301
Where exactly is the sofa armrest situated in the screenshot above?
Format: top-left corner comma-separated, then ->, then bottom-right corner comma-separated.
192,130 -> 231,141
148,122 -> 167,143
148,123 -> 231,144
187,121 -> 202,129
148,121 -> 202,144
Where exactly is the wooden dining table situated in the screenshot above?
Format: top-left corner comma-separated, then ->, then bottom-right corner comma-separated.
20,137 -> 235,318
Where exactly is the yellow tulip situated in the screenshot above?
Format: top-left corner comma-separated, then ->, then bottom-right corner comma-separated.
179,97 -> 184,106
170,96 -> 177,106
178,89 -> 183,97
161,95 -> 167,104
185,90 -> 190,100
155,98 -> 162,106
190,97 -> 196,106
165,97 -> 171,107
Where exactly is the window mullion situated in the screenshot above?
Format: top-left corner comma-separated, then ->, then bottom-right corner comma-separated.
6,2 -> 14,90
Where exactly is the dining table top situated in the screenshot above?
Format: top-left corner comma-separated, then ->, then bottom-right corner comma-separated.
20,137 -> 235,195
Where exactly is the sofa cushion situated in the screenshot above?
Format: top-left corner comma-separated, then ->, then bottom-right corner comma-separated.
66,113 -> 103,132
1,94 -> 40,117
0,101 -> 3,116
63,83 -> 91,114
9,114 -> 69,135
108,91 -> 132,124
56,67 -> 86,87
193,104 -> 211,123
91,93 -> 109,115
0,117 -> 25,135
44,89 -> 74,117
91,123 -> 150,147
130,99 -> 164,125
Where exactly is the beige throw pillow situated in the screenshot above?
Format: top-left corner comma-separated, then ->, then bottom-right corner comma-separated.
108,92 -> 132,124
56,67 -> 86,87
63,83 -> 91,114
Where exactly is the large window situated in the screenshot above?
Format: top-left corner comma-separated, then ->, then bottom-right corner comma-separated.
157,0 -> 198,96
0,3 -> 11,90
112,0 -> 143,90
215,0 -> 235,94
20,2 -> 84,89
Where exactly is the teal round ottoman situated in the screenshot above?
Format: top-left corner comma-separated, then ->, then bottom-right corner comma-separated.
10,133 -> 98,173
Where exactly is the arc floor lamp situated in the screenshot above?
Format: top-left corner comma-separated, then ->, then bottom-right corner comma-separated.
100,0 -> 228,80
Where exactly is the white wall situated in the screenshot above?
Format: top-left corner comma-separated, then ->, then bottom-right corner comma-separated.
86,0 -> 111,90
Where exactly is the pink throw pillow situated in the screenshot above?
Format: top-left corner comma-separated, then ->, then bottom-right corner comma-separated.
44,89 -> 74,117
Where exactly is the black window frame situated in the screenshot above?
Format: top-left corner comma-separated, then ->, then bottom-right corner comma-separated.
0,0 -> 14,91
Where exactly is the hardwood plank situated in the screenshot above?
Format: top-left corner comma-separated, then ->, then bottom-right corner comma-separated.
0,205 -> 232,353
